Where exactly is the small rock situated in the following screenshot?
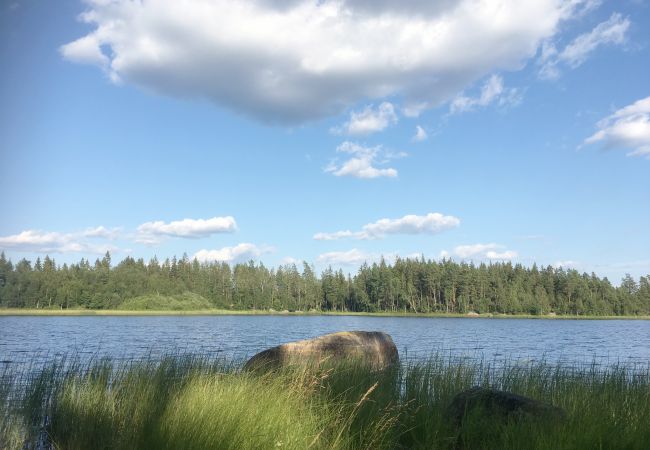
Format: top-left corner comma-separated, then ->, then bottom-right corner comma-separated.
447,387 -> 566,426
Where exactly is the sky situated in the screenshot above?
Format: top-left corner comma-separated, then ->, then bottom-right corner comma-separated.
1,0 -> 649,282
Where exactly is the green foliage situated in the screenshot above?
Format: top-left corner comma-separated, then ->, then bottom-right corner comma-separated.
0,251 -> 649,316
119,292 -> 212,311
157,375 -> 327,450
2,353 -> 650,449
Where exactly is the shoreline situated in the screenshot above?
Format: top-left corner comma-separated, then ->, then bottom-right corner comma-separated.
1,308 -> 649,320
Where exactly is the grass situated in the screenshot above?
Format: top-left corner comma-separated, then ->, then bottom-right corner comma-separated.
2,354 -> 649,449
1,308 -> 649,319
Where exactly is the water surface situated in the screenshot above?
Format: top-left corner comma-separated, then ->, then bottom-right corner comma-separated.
1,315 -> 648,369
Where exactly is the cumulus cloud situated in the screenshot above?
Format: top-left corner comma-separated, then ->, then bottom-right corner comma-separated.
450,74 -> 522,114
411,125 -> 428,143
193,243 -> 271,263
0,229 -> 122,254
325,141 -> 402,179
538,12 -> 629,79
314,212 -> 460,240
136,216 -> 237,244
441,243 -> 517,260
582,96 -> 650,158
61,0 -> 593,123
316,248 -> 372,266
332,102 -> 398,135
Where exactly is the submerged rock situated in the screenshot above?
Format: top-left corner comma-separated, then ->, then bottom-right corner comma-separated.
447,387 -> 566,426
243,331 -> 398,371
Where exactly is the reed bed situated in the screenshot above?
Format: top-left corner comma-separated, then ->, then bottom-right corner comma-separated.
1,353 -> 649,449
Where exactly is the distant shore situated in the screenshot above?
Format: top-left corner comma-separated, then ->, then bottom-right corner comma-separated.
1,308 -> 649,320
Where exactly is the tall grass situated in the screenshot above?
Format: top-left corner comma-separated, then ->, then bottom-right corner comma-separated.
1,353 -> 649,449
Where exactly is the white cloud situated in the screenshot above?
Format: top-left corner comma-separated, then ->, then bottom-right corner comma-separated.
442,243 -> 518,260
60,34 -> 110,68
136,216 -> 237,244
332,102 -> 398,135
582,96 -> 650,158
314,230 -> 357,241
485,250 -> 518,260
538,12 -> 629,80
325,141 -> 400,179
0,230 -> 75,252
61,0 -> 593,123
316,249 -> 423,266
450,74 -> 522,114
317,248 -> 372,266
560,13 -> 629,67
363,213 -> 460,238
193,243 -> 270,263
314,212 -> 460,240
83,226 -> 121,240
0,229 -> 122,254
281,256 -> 300,265
411,125 -> 428,143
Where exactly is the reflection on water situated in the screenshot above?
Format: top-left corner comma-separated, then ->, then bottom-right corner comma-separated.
1,315 -> 649,369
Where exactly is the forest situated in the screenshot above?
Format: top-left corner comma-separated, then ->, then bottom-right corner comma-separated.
0,252 -> 648,316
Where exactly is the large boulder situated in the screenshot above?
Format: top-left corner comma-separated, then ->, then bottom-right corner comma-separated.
243,331 -> 398,371
447,387 -> 566,426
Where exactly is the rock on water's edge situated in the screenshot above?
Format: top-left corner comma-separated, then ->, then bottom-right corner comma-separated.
243,330 -> 398,371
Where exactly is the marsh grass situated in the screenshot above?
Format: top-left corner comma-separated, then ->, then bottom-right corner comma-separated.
1,353 -> 649,449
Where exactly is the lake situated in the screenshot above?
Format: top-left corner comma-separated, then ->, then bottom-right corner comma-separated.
1,315 -> 649,369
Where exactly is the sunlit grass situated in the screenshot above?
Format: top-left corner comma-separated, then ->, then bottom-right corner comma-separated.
2,353 -> 649,449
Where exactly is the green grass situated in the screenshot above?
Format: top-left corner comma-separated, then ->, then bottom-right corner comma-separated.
2,354 -> 649,449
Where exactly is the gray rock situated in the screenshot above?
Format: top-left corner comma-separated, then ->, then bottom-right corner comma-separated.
243,331 -> 398,371
447,387 -> 566,426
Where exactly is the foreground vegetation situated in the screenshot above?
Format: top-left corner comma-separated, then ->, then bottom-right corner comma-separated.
2,354 -> 649,449
1,252 -> 649,316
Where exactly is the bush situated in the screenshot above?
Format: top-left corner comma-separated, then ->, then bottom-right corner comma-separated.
119,292 -> 212,311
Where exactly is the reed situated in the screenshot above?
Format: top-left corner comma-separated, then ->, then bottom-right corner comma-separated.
2,353 -> 649,449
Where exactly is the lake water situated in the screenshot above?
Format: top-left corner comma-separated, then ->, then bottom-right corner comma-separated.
1,315 -> 649,369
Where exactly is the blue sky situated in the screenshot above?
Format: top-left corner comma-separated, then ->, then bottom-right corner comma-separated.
1,0 -> 649,282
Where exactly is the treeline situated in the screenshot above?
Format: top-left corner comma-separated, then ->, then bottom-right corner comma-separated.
0,252 -> 649,315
